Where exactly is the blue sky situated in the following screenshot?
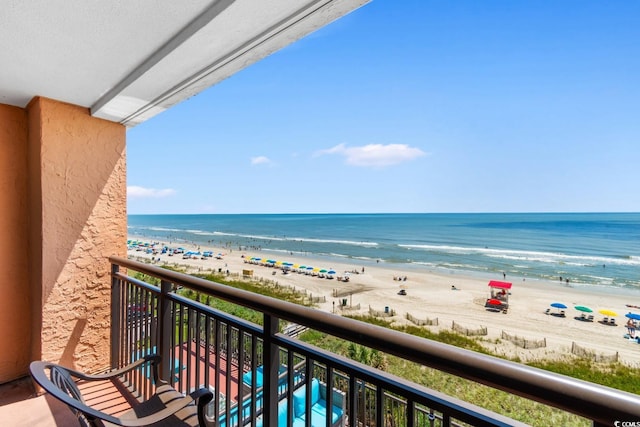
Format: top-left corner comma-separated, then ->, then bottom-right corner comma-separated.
127,0 -> 640,214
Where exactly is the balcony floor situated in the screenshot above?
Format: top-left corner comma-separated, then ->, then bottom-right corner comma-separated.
0,376 -> 77,426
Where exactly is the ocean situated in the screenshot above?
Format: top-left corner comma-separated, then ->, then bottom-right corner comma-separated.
128,213 -> 640,291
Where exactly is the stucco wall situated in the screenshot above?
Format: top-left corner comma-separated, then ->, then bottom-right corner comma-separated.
27,97 -> 126,372
0,104 -> 30,383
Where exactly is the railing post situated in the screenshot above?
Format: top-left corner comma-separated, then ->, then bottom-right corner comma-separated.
263,313 -> 280,426
110,262 -> 121,370
158,280 -> 173,382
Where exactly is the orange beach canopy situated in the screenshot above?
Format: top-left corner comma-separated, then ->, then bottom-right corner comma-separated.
488,280 -> 512,289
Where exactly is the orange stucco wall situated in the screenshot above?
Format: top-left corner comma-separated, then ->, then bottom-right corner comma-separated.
0,97 -> 126,382
0,104 -> 30,382
27,97 -> 127,373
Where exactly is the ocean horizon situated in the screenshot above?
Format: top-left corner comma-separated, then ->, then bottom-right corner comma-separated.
127,212 -> 640,292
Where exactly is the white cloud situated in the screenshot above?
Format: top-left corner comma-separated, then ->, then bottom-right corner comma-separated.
315,143 -> 427,167
128,186 -> 176,198
251,156 -> 272,166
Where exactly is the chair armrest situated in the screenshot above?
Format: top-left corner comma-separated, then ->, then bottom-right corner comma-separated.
43,354 -> 162,383
68,354 -> 162,382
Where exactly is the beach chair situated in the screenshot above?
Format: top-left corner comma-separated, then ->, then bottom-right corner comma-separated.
544,308 -> 550,315
610,317 -> 617,326
560,310 -> 566,317
30,354 -> 212,427
587,314 -> 594,322
602,317 -> 609,324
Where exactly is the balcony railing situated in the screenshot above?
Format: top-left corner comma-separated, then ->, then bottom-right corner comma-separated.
110,256 -> 640,426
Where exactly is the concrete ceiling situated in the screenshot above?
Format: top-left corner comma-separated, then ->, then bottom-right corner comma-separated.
1,0 -> 369,126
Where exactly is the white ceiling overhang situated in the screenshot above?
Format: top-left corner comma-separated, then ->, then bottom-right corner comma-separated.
1,0 -> 369,127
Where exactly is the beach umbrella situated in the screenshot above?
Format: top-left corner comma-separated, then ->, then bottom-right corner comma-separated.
550,303 -> 567,309
598,309 -> 618,317
625,313 -> 640,321
574,305 -> 593,313
319,269 -> 328,274
327,270 -> 336,275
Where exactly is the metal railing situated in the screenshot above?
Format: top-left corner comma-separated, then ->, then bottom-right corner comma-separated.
110,256 -> 640,426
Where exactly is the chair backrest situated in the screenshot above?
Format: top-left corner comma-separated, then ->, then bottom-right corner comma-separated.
50,365 -> 85,404
30,362 -> 99,427
51,365 -> 99,427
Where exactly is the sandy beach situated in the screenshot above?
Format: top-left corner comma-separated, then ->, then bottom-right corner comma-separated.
127,238 -> 640,366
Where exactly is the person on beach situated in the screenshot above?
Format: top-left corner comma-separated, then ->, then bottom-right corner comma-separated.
627,319 -> 636,338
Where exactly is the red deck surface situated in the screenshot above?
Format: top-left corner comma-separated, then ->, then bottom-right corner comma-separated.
172,340 -> 243,403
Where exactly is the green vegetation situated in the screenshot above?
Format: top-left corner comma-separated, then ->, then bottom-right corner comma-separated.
528,358 -> 640,395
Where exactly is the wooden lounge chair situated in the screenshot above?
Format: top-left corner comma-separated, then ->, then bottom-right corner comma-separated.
30,354 -> 212,427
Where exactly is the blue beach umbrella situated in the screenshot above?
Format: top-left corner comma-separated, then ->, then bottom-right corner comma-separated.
327,270 -> 336,275
625,313 -> 640,321
550,303 -> 567,309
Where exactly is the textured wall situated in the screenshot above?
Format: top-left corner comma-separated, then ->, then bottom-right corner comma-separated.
0,104 -> 30,383
27,97 -> 126,372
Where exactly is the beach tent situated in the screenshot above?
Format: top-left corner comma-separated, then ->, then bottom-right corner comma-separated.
486,280 -> 512,308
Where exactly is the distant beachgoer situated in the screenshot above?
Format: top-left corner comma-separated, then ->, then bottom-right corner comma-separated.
503,272 -> 506,279
362,267 -> 365,273
451,285 -> 457,290
627,319 -> 636,338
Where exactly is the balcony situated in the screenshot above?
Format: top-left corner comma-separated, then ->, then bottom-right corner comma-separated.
4,256 -> 640,426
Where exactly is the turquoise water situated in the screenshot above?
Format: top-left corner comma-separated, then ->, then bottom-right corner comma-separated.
128,213 -> 640,290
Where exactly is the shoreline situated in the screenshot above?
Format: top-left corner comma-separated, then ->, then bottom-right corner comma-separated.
127,235 -> 640,365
